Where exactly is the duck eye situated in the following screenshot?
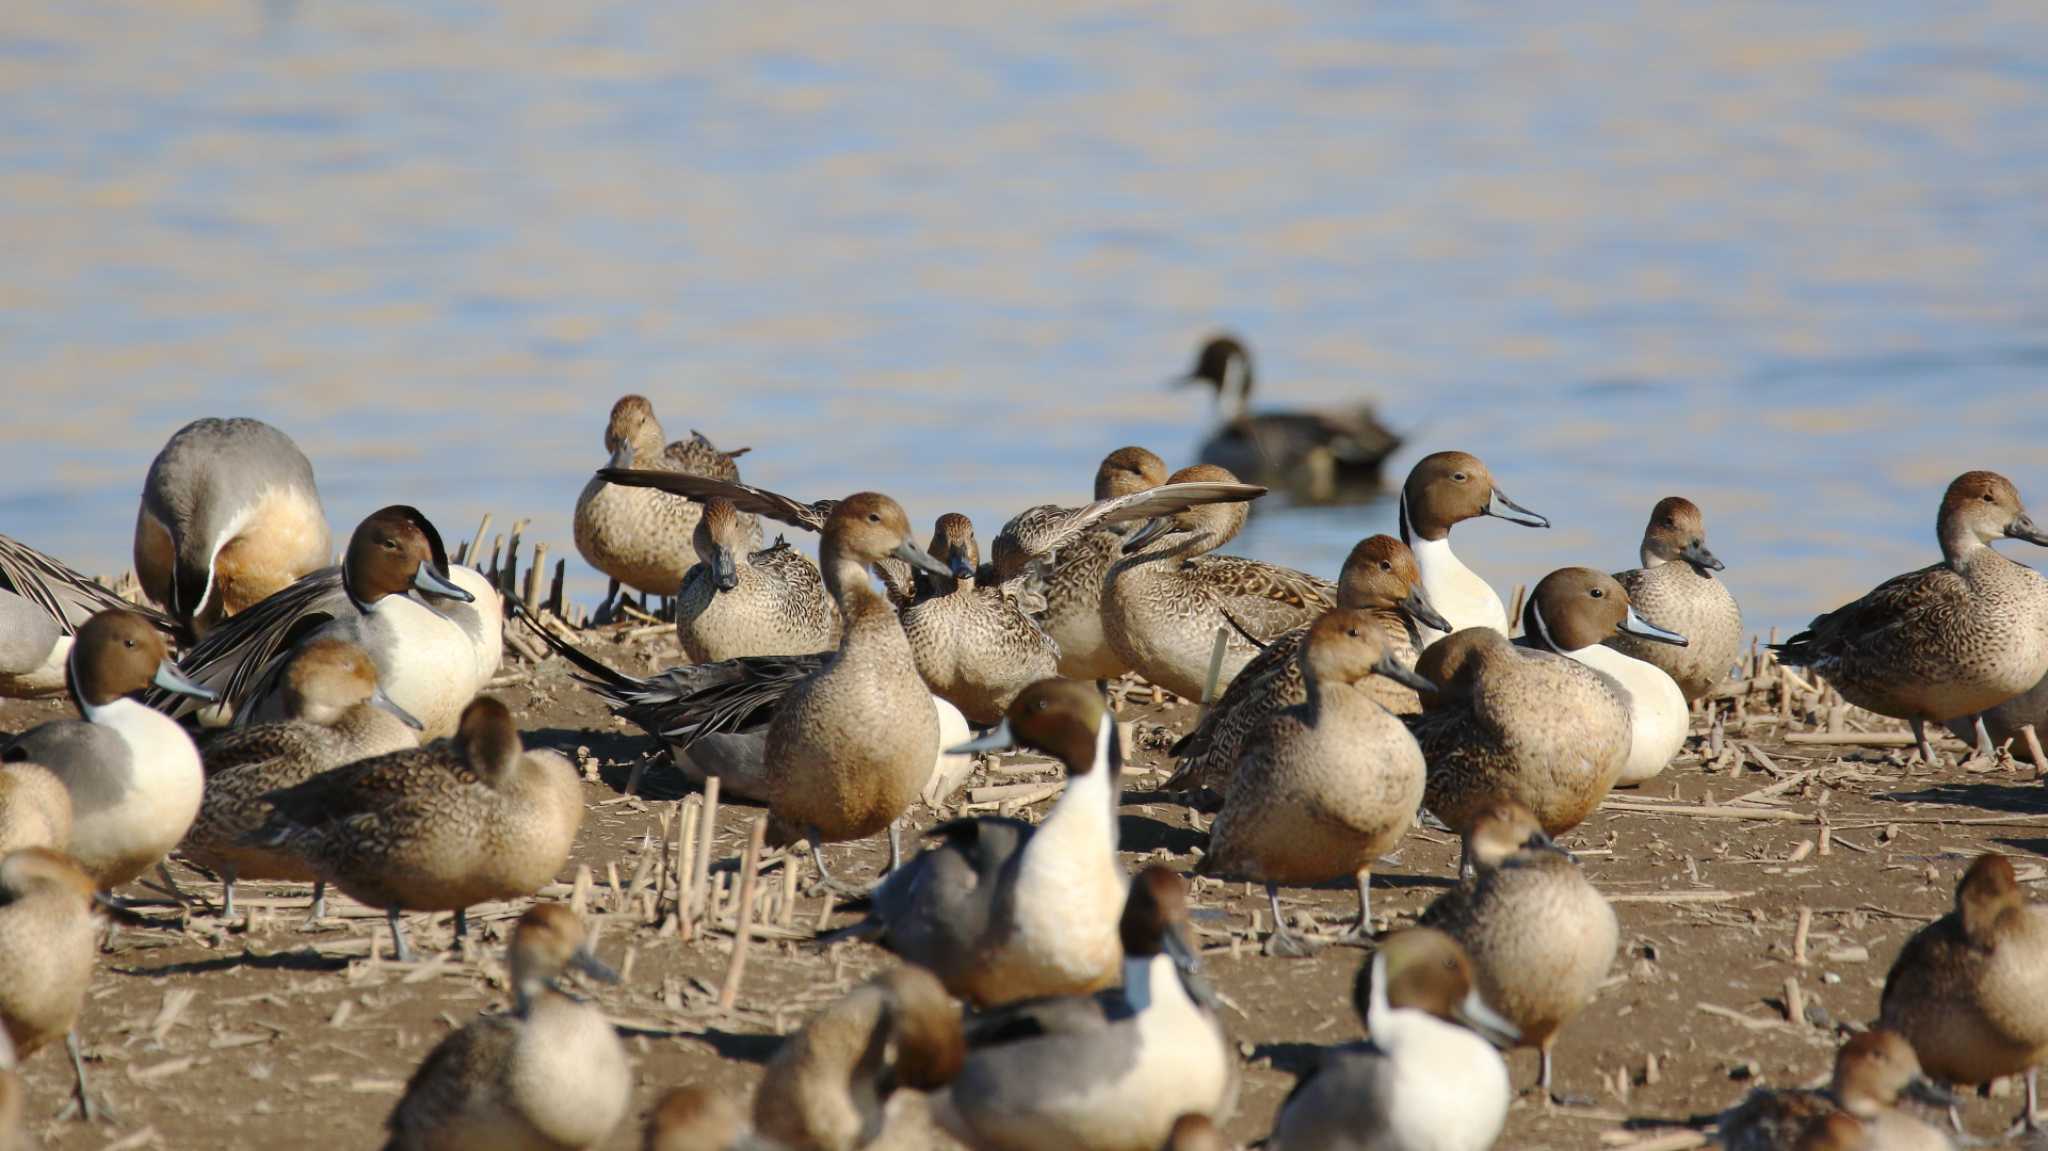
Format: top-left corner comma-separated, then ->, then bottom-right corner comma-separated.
1379,561 -> 1392,572
124,639 -> 136,648
1346,628 -> 1360,638
1590,587 -> 1605,598
1451,472 -> 1468,483
867,512 -> 881,524
1983,493 -> 1995,503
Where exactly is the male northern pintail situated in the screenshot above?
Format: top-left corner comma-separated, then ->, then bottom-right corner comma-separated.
1170,334 -> 1400,498
5,610 -> 216,888
0,760 -> 69,856
1166,534 -> 1449,803
133,417 -> 330,639
573,394 -> 758,612
1266,929 -> 1518,1151
1518,566 -> 1690,787
1197,609 -> 1433,956
676,496 -> 837,662
152,506 -> 481,738
253,697 -> 582,962
0,533 -> 178,699
1397,451 -> 1550,647
821,680 -> 1126,1006
752,965 -> 964,1150
383,904 -> 628,1151
1878,853 -> 2048,1135
0,848 -> 100,1121
932,868 -> 1233,1151
182,638 -> 423,919
1716,1030 -> 1954,1151
1607,497 -> 1742,701
1044,447 -> 1169,681
1775,471 -> 2048,766
902,514 -> 1059,725
1104,463 -> 1332,701
1418,801 -> 1616,1096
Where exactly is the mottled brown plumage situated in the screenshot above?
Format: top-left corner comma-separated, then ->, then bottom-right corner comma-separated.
903,515 -> 1059,725
1045,448 -> 1170,681
676,497 -> 838,663
1606,497 -> 1742,701
0,762 -> 70,856
574,395 -> 757,597
1717,1031 -> 1952,1151
0,848 -> 96,1062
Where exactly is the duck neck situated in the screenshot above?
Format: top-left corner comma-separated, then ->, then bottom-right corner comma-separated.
1032,722 -> 1119,856
1220,352 -> 1251,421
1940,521 -> 1991,569
1122,950 -> 1187,1015
822,548 -> 891,629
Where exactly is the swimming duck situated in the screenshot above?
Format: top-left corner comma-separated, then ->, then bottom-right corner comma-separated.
1417,801 -> 1616,1095
1197,609 -> 1432,954
152,506 -> 480,738
0,761 -> 71,856
133,417 -> 331,638
1519,567 -> 1689,787
1105,464 -> 1333,700
1171,334 -> 1401,498
1716,1030 -> 1954,1151
676,496 -> 837,662
1775,471 -> 2048,766
0,848 -> 101,1121
1878,853 -> 2048,1133
383,903 -> 628,1151
931,867 -> 1233,1151
1397,451 -> 1551,647
753,965 -> 965,1150
253,697 -> 582,962
573,394 -> 759,611
1044,447 -> 1171,681
1411,620 -> 1631,843
1166,535 -> 1449,803
0,533 -> 181,699
902,515 -> 1060,725
1606,497 -> 1742,702
4,610 -> 217,888
821,679 -> 1127,1006
1266,928 -> 1519,1151
182,638 -> 423,919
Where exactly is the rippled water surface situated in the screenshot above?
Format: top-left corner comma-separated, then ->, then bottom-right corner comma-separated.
4,2 -> 2046,632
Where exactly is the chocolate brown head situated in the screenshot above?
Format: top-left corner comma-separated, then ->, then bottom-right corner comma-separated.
877,965 -> 964,1091
820,493 -> 948,586
692,498 -> 748,592
1354,928 -> 1519,1047
1523,567 -> 1687,653
1120,866 -> 1193,962
278,639 -> 382,726
1175,334 -> 1255,410
343,506 -> 467,606
1399,451 -> 1548,543
1094,446 -> 1169,501
1956,852 -> 2024,944
456,697 -> 523,783
926,513 -> 980,583
950,679 -> 1114,778
1299,608 -> 1436,695
69,609 -> 214,715
1120,465 -> 1249,557
1793,1112 -> 1869,1151
644,1086 -> 746,1151
1639,497 -> 1723,573
1938,470 -> 2048,559
1337,535 -> 1452,634
602,394 -> 665,467
1830,1030 -> 1952,1116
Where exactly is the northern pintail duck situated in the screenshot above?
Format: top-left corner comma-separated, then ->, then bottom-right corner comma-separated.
1418,801 -> 1616,1095
133,417 -> 330,638
822,680 -> 1127,1006
902,515 -> 1059,725
5,610 -> 216,888
1044,447 -> 1170,681
1104,464 -> 1332,700
573,394 -> 759,608
676,496 -> 836,662
0,761 -> 70,856
384,903 -> 628,1151
1411,621 -> 1630,843
1793,1113 -> 1870,1151
1878,853 -> 2048,1133
153,506 -> 480,738
1197,609 -> 1433,955
1397,451 -> 1551,647
932,867 -> 1232,1151
1716,1030 -> 1954,1151
1171,334 -> 1400,497
646,1087 -> 764,1151
1519,566 -> 1689,787
753,965 -> 965,1150
183,638 -> 423,919
1267,928 -> 1519,1151
0,848 -> 101,1120
0,534 -> 182,700
1607,497 -> 1742,701
1775,471 -> 2048,766
1166,534 -> 1449,803
253,697 -> 582,962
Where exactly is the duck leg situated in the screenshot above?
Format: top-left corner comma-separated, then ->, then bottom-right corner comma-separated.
806,836 -> 873,898
56,1030 -> 114,1123
2005,1068 -> 2041,1137
1335,870 -> 1375,941
220,863 -> 238,920
887,820 -> 905,875
386,908 -> 415,963
306,880 -> 327,925
1912,719 -> 1939,768
1972,716 -> 1996,759
1540,1040 -> 1556,1097
1263,884 -> 1321,958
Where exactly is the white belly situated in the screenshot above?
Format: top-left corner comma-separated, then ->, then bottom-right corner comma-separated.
0,634 -> 69,697
1569,643 -> 1688,785
1411,536 -> 1505,647
365,597 -> 482,740
81,700 -> 205,882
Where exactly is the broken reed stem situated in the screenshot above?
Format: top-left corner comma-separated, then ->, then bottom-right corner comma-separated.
674,797 -> 699,936
1793,907 -> 1812,966
2024,724 -> 2048,780
779,858 -> 798,928
465,514 -> 493,571
1783,976 -> 1805,1025
1782,731 -> 1918,747
688,778 -> 720,939
1507,584 -> 1526,634
1199,626 -> 1229,715
523,542 -> 547,613
718,815 -> 769,1011
548,558 -> 566,617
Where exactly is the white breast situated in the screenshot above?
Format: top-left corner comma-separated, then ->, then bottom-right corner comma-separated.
87,699 -> 205,865
1376,1010 -> 1512,1151
1410,536 -> 1505,647
510,1000 -> 631,1148
364,596 -> 482,740
1566,643 -> 1688,785
1006,761 -> 1124,984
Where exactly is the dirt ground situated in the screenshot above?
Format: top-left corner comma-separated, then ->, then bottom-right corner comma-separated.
6,621 -> 2048,1151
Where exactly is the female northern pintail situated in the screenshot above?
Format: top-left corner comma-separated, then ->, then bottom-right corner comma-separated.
0,533 -> 179,699
1044,447 -> 1170,681
1879,853 -> 2048,1135
152,506 -> 481,739
1716,1030 -> 1954,1151
1171,334 -> 1401,497
0,761 -> 70,856
753,965 -> 964,1150
1411,618 -> 1630,844
383,904 -> 628,1151
5,610 -> 216,888
902,514 -> 1059,725
183,638 -> 423,920
1105,464 -> 1333,701
1607,497 -> 1742,702
253,697 -> 582,962
573,394 -> 759,611
1418,801 -> 1616,1096
822,680 -> 1127,1006
932,868 -> 1233,1151
1166,534 -> 1449,803
0,848 -> 101,1120
1198,609 -> 1433,956
1775,471 -> 2048,766
676,496 -> 837,662
1519,567 -> 1690,787
1266,929 -> 1519,1151
133,417 -> 330,639
1397,451 -> 1550,647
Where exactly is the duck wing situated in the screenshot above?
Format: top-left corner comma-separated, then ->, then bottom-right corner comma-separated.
143,567 -> 345,719
1772,561 -> 1955,667
664,430 -> 749,480
593,470 -> 831,534
0,533 -> 178,638
988,481 -> 1267,584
